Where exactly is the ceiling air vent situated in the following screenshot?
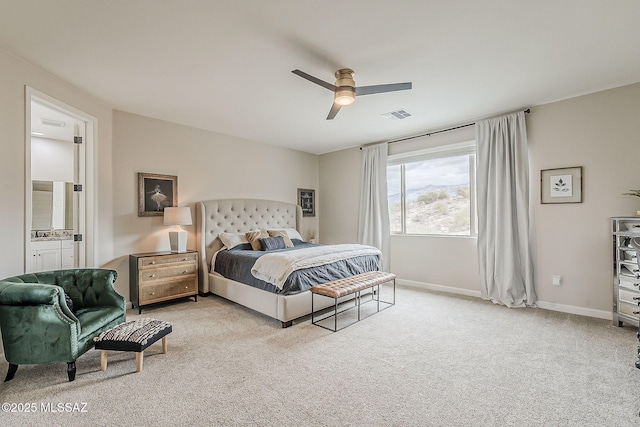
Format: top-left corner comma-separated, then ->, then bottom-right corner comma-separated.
41,118 -> 66,127
382,109 -> 413,120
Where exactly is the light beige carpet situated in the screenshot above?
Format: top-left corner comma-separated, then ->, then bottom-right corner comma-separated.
1,285 -> 639,427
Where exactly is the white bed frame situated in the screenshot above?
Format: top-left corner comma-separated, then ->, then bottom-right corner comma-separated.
196,199 -> 340,327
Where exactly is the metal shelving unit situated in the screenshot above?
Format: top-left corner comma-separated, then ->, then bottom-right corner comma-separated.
611,217 -> 640,327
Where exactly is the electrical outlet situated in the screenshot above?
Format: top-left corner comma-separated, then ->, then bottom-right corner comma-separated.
552,275 -> 562,286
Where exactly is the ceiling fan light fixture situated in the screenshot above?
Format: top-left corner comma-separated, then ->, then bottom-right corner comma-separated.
292,67 -> 412,119
333,68 -> 356,106
334,88 -> 355,106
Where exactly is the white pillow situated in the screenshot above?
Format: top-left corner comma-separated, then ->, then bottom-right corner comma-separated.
218,232 -> 249,250
282,227 -> 303,241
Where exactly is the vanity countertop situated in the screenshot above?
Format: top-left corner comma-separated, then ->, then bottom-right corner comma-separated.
31,229 -> 73,242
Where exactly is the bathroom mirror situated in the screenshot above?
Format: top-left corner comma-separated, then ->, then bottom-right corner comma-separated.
31,180 -> 73,231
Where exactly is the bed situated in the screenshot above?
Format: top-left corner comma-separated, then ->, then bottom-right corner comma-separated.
195,199 -> 381,327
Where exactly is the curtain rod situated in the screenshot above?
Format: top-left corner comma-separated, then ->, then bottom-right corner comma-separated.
360,108 -> 530,149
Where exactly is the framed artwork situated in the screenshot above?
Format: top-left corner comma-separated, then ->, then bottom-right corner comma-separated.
540,166 -> 582,204
138,173 -> 178,216
298,188 -> 315,217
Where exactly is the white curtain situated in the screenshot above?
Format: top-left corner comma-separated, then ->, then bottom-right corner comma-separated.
476,111 -> 537,307
358,143 -> 391,271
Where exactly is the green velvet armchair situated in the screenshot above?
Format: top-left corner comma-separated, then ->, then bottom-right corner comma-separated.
0,269 -> 126,382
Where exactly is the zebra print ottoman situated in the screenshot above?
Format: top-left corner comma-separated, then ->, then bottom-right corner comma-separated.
93,318 -> 172,372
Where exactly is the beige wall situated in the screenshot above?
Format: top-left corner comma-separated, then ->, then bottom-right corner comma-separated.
110,111 -> 319,297
320,82 -> 640,318
529,83 -> 640,315
318,147 -> 361,245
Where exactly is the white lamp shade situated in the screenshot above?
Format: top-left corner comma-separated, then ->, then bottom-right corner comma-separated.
163,207 -> 192,226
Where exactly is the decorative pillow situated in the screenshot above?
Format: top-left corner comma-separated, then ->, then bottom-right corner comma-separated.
267,229 -> 294,248
64,292 -> 74,312
245,229 -> 269,250
271,228 -> 304,241
219,232 -> 249,250
259,236 -> 286,251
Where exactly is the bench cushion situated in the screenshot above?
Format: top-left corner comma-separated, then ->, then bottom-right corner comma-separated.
93,318 -> 172,352
310,271 -> 396,299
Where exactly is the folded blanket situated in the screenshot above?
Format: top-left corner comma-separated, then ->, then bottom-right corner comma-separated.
251,244 -> 381,290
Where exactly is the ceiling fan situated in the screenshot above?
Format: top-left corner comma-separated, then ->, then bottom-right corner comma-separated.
292,68 -> 412,120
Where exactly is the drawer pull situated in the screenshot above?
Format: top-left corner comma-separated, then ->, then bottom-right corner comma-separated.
634,297 -> 640,301
150,261 -> 155,264
149,274 -> 155,278
150,292 -> 155,296
183,270 -> 187,273
634,311 -> 640,315
185,286 -> 189,289
182,258 -> 188,261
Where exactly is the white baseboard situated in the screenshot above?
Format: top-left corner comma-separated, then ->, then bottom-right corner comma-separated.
398,278 -> 482,298
398,278 -> 613,321
534,300 -> 611,321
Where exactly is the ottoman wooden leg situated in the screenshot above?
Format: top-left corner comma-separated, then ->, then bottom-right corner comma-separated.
136,352 -> 144,372
162,336 -> 168,354
100,350 -> 108,371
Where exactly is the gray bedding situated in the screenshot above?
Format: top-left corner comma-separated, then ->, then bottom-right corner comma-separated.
214,240 -> 380,295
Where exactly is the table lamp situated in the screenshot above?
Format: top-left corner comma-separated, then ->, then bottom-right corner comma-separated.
163,206 -> 192,253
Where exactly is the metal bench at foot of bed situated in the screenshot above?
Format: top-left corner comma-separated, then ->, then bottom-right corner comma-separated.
310,271 -> 396,332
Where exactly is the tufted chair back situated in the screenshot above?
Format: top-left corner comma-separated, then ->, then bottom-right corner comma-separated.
3,269 -> 123,311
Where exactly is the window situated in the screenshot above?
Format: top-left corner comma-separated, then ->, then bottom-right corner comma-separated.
388,141 -> 476,236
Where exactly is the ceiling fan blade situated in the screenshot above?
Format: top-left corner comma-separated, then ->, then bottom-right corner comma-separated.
355,82 -> 412,96
326,103 -> 342,120
292,69 -> 337,92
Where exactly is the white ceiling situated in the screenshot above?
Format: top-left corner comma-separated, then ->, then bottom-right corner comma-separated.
2,1 -> 640,155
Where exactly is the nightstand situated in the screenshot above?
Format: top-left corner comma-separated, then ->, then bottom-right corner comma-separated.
129,250 -> 198,314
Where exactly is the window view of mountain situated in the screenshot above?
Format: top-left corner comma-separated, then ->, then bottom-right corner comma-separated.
388,154 -> 472,235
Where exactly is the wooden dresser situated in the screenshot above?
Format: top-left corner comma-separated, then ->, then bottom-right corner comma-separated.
129,250 -> 198,314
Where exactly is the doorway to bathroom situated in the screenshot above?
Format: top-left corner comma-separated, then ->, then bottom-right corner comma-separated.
25,87 -> 96,273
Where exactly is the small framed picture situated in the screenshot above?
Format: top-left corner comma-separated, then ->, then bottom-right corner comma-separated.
297,188 -> 315,217
541,167 -> 582,204
138,173 -> 178,216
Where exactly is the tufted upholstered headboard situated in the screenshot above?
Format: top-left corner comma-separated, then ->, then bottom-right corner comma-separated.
196,199 -> 302,293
